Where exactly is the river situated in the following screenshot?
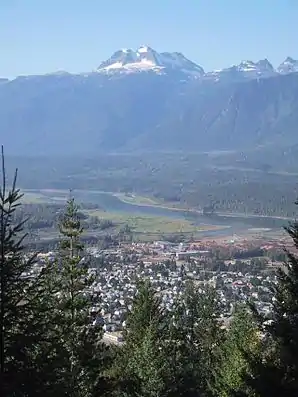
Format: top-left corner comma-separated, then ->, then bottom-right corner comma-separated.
26,189 -> 288,238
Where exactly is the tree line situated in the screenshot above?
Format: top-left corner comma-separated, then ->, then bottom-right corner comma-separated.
2,149 -> 298,396
14,203 -> 115,232
8,152 -> 298,218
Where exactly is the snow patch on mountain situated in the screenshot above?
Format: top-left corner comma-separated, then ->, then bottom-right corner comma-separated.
97,46 -> 297,81
97,46 -> 204,77
206,59 -> 276,81
277,57 -> 298,74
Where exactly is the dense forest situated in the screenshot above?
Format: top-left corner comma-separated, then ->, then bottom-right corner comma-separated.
2,152 -> 298,396
6,151 -> 298,217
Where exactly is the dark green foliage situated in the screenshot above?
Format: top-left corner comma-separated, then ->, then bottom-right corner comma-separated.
14,202 -> 114,234
123,280 -> 165,345
6,145 -> 298,396
129,324 -> 168,397
39,197 -> 109,396
241,206 -> 298,396
112,280 -> 225,397
9,152 -> 298,219
0,147 -> 45,396
166,283 -> 223,397
111,280 -> 169,397
213,307 -> 259,397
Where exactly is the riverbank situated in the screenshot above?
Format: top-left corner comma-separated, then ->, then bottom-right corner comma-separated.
20,189 -> 286,241
20,189 -> 229,240
114,192 -> 293,221
113,193 -> 186,211
86,208 -> 226,239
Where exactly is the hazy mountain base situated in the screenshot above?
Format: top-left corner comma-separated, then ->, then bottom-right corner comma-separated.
6,150 -> 298,218
0,71 -> 298,155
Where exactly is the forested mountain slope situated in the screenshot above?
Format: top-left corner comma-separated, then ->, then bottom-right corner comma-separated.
0,65 -> 297,155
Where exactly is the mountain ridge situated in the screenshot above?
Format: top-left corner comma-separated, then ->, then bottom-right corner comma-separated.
1,46 -> 297,81
97,45 -> 205,77
96,47 -> 297,82
0,47 -> 298,157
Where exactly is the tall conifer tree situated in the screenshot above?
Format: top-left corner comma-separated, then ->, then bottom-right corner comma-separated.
167,284 -> 223,397
242,202 -> 298,396
44,196 -> 109,396
0,147 -> 44,396
112,280 -> 169,397
213,306 -> 259,397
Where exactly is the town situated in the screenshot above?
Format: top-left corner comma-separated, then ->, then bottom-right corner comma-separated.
24,233 -> 287,345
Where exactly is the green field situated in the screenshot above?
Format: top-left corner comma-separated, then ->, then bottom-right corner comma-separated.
20,189 -> 225,241
86,209 -> 222,239
86,208 -> 196,233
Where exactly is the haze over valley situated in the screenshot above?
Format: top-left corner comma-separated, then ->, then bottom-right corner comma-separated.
1,45 -> 298,238
3,2 -> 298,395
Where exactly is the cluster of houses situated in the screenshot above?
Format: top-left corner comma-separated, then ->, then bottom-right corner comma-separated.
22,239 -> 281,343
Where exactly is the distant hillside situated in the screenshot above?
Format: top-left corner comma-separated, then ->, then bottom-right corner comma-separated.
0,52 -> 298,155
133,73 -> 298,152
0,72 -> 185,155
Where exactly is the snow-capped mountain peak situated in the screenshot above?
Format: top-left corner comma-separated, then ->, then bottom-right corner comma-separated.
137,45 -> 152,54
207,58 -> 276,81
97,46 -> 297,81
237,60 -> 257,71
160,51 -> 204,75
97,46 -> 204,76
135,45 -> 163,66
237,59 -> 274,76
277,57 -> 298,74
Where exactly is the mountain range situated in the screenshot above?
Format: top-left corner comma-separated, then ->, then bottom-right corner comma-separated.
96,46 -> 298,80
0,46 -> 298,156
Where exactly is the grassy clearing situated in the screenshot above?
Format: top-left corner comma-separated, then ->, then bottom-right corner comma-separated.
85,209 -> 221,237
20,190 -> 225,241
86,209 -> 196,234
127,215 -> 195,234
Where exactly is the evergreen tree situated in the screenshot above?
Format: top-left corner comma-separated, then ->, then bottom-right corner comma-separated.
112,280 -> 169,397
167,283 -> 223,397
123,280 -> 165,345
0,147 -> 45,396
213,306 -> 259,397
131,323 -> 168,397
43,197 -> 109,396
242,207 -> 298,396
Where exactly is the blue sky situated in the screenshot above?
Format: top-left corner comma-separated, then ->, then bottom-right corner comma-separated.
1,0 -> 297,77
